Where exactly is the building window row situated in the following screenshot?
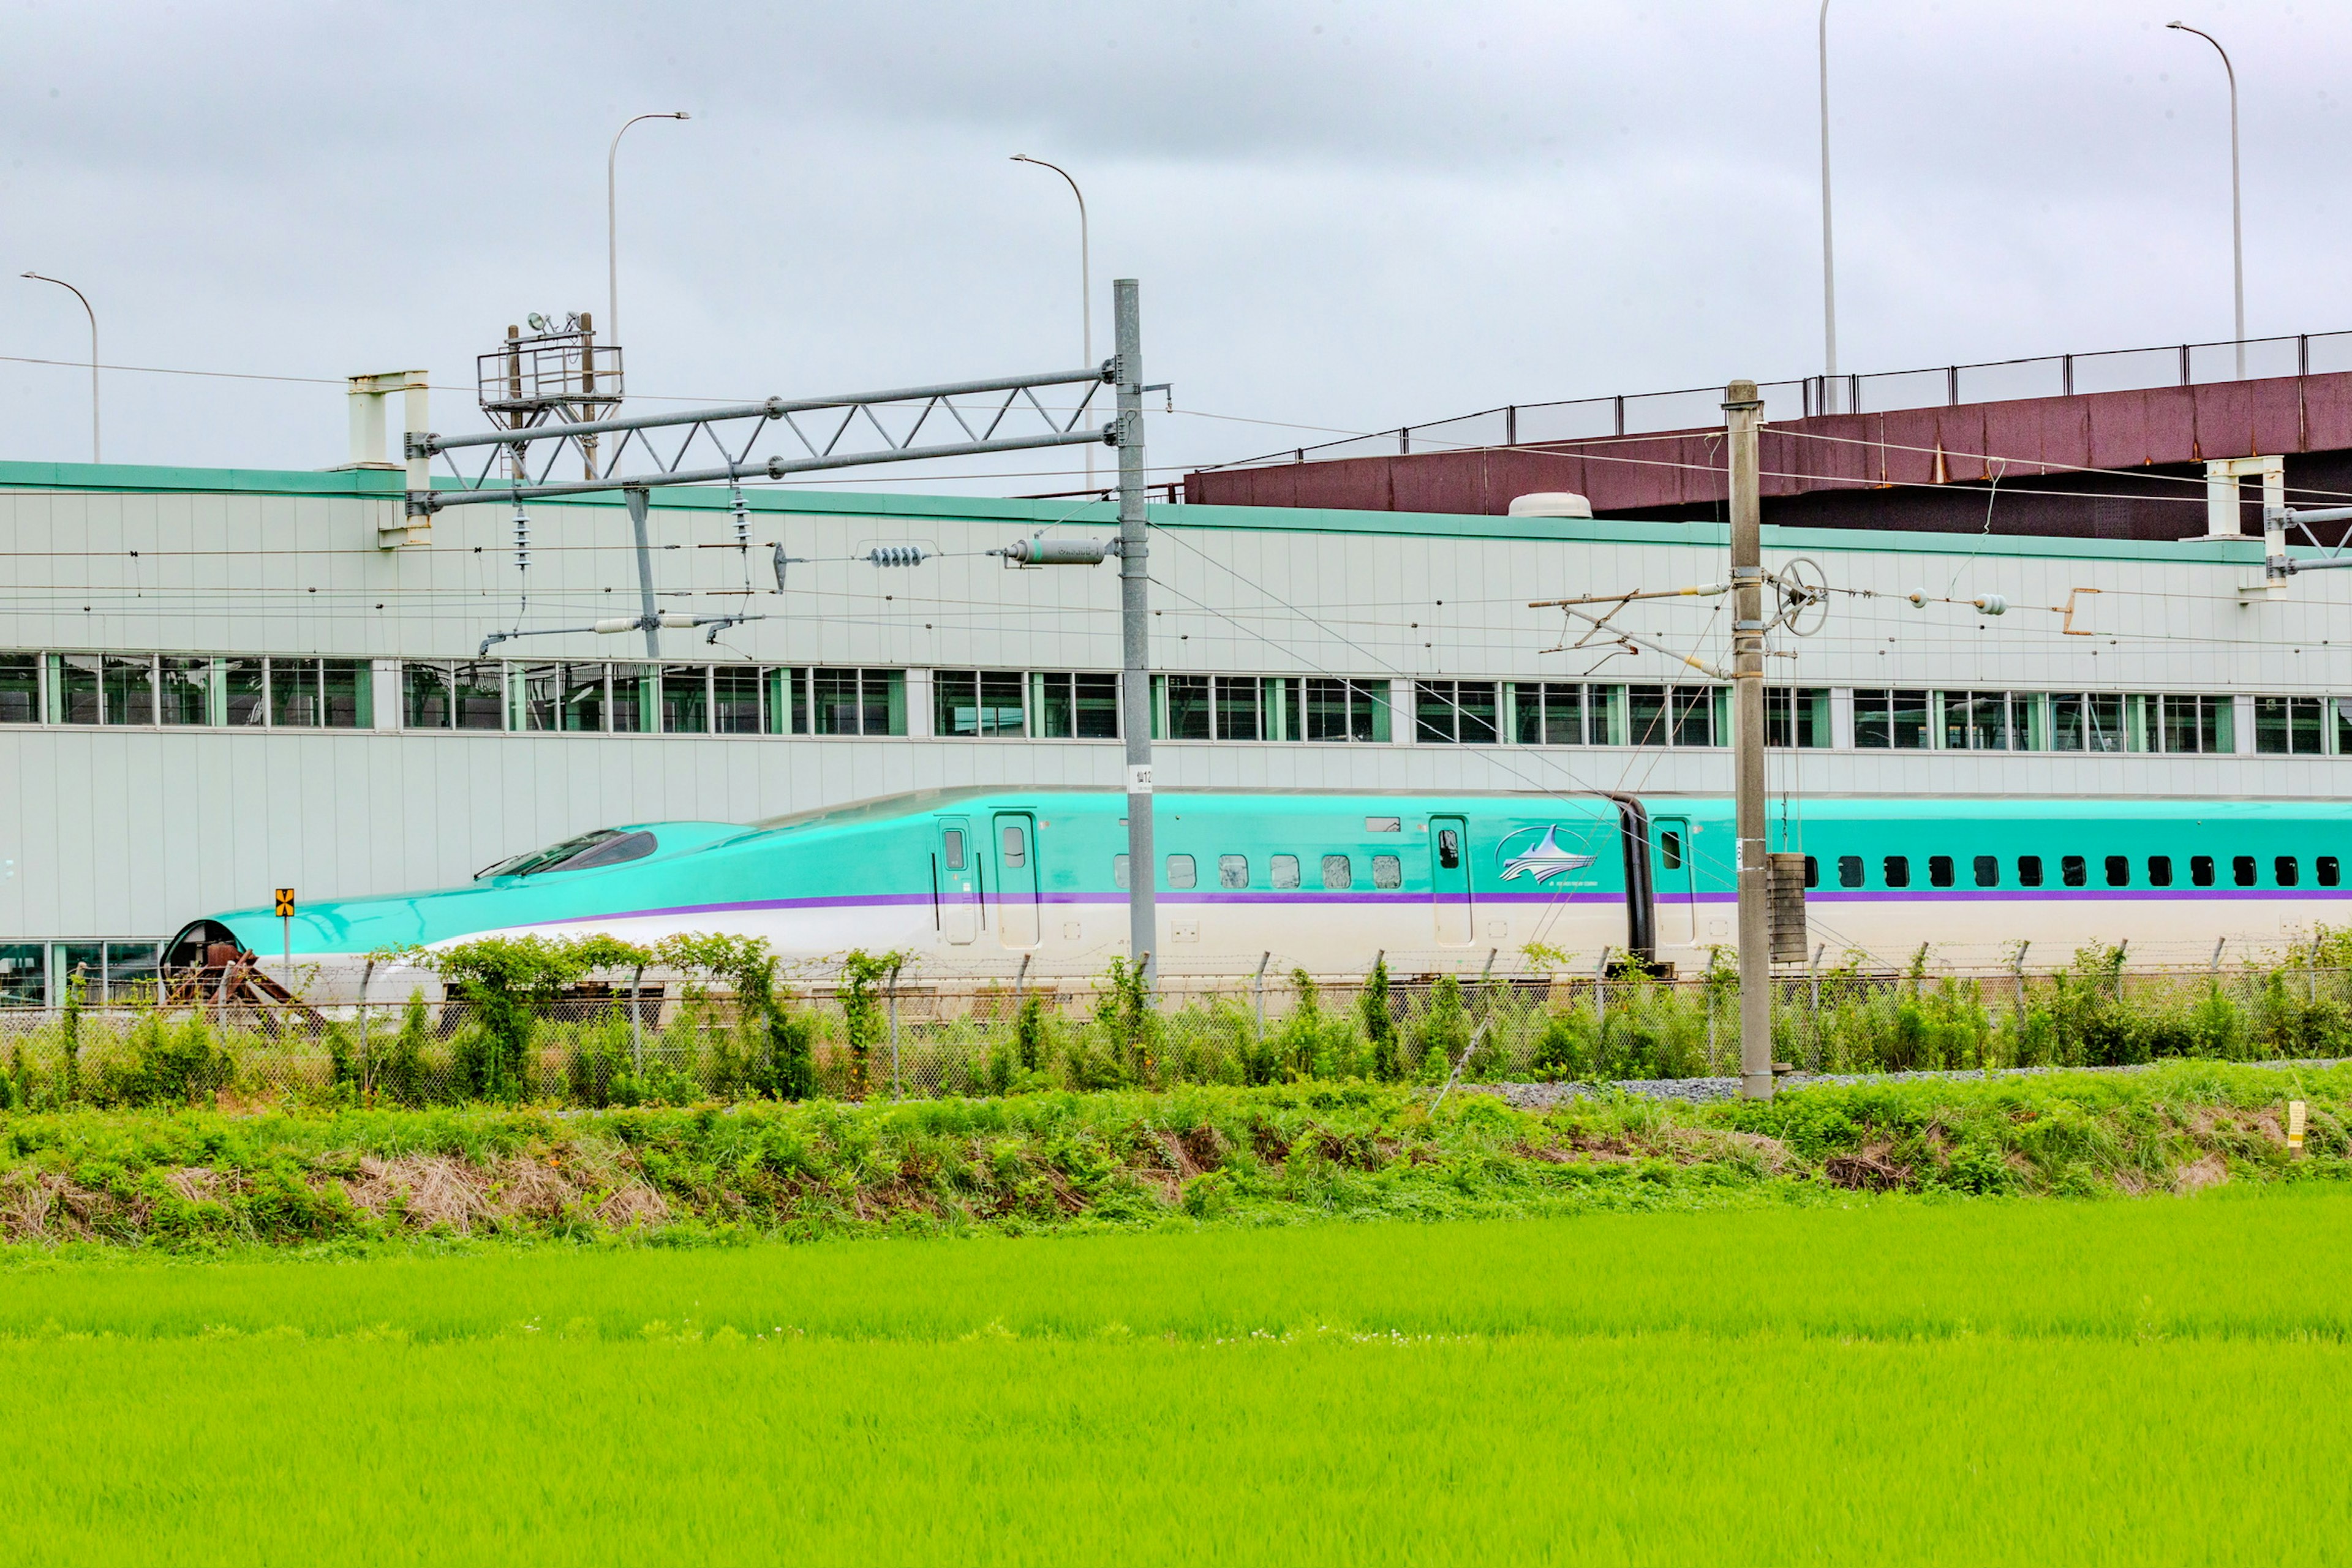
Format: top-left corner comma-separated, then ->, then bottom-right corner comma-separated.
0,654 -> 372,729
464,662 -> 909,736
1152,676 -> 1396,743
0,939 -> 164,1007
1856,690 -> 2239,754
8,652 -> 2352,758
937,670 -> 1118,739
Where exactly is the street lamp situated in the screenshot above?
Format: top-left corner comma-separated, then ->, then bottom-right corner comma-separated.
20,273 -> 97,462
2167,21 -> 2245,378
1011,153 -> 1096,490
607,111 -> 692,347
1817,0 -> 1839,413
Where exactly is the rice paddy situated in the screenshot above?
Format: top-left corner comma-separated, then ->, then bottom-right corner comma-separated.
5,1185 -> 2348,1565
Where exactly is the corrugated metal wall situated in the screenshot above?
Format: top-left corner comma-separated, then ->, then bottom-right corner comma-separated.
4,464 -> 2350,939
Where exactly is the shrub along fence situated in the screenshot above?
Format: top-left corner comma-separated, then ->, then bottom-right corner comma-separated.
6,936 -> 2352,1110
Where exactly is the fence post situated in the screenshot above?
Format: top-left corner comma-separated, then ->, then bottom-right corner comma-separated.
1808,941 -> 1825,1071
628,963 -> 646,1075
2011,942 -> 2029,1057
1252,951 -> 1270,1039
888,960 -> 903,1099
356,957 -> 377,1098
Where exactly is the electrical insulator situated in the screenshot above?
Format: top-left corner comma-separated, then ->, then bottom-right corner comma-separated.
996,537 -> 1112,567
730,483 -> 750,551
866,545 -> 930,567
1973,594 -> 2008,616
512,507 -> 531,573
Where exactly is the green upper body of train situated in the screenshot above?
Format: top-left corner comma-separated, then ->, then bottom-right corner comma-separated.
167,788 -> 2352,994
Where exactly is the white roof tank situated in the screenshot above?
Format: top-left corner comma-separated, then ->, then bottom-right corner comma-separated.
1506,491 -> 1593,518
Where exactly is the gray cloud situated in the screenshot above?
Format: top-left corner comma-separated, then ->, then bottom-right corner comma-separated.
1,0 -> 2343,491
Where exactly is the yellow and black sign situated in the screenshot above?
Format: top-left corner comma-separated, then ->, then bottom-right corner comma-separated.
273,889 -> 296,918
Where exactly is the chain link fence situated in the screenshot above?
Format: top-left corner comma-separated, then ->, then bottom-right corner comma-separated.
6,945 -> 2352,1109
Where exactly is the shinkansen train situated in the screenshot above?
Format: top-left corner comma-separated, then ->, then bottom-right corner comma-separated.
164,788 -> 2352,999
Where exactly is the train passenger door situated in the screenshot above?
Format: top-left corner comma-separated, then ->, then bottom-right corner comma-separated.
936,816 -> 979,945
1651,815 -> 1698,947
1430,815 -> 1474,946
992,812 -> 1041,949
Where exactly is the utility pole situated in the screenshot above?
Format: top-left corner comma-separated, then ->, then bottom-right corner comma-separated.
1114,278 -> 1158,988
1724,379 -> 1773,1101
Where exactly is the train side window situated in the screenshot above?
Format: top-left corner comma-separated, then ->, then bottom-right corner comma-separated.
1973,855 -> 1999,888
1436,828 -> 1461,870
2192,856 -> 2215,887
1322,854 -> 1353,890
2018,855 -> 2043,888
1929,856 -> 1954,888
1271,854 -> 1300,890
1660,831 -> 1683,870
1166,854 -> 1197,889
1883,855 -> 1909,889
1803,855 -> 1819,889
2276,856 -> 2300,888
2147,855 -> 2172,888
1000,824 -> 1026,869
2062,855 -> 2086,888
943,829 -> 967,871
1218,854 -> 1249,889
2233,854 -> 2257,887
1113,853 -> 1129,889
2105,855 -> 2130,888
1838,855 -> 1862,888
1371,854 -> 1402,889
2321,856 -> 2342,888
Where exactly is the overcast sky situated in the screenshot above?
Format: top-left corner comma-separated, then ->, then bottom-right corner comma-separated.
1,0 -> 2343,492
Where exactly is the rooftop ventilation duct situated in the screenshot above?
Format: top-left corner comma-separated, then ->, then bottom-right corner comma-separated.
1507,491 -> 1593,519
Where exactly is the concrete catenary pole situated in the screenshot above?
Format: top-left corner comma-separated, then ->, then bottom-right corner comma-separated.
1724,379 -> 1773,1101
1114,279 -> 1156,989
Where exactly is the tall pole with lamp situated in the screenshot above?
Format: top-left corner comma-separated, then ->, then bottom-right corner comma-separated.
2167,22 -> 2245,379
1817,1 -> 1839,414
21,272 -> 97,461
1011,154 -> 1096,492
607,111 -> 692,349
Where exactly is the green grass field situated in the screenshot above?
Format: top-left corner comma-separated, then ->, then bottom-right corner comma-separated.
6,1186 -> 2350,1565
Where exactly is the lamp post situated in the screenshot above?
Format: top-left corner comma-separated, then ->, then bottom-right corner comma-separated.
1011,153 -> 1095,491
1817,0 -> 1839,413
2167,21 -> 2245,379
606,111 -> 691,349
21,273 -> 97,462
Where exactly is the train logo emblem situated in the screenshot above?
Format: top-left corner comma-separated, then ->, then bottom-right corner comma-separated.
1496,825 -> 1597,883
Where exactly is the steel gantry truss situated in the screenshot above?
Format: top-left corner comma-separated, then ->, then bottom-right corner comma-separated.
404,364 -> 1115,512
396,282 -> 1162,994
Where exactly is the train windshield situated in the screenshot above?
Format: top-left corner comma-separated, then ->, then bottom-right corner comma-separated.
475,829 -> 658,880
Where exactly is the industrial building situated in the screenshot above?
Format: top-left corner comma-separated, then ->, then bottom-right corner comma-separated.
6,387 -> 2352,1001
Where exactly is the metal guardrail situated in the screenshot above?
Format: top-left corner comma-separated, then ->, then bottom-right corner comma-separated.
1197,330 -> 2352,473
